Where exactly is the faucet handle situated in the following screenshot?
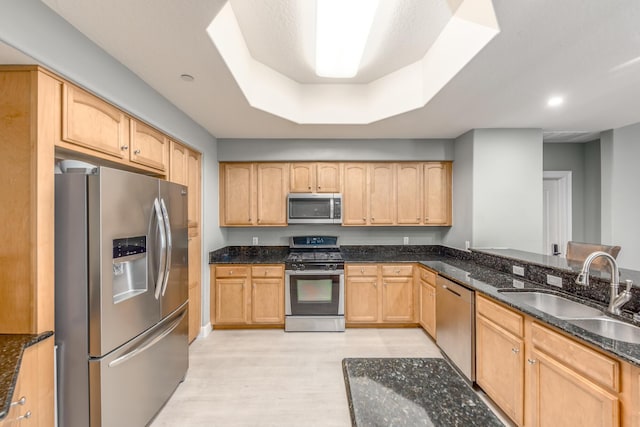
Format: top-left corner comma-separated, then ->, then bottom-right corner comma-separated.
575,273 -> 587,285
625,279 -> 634,292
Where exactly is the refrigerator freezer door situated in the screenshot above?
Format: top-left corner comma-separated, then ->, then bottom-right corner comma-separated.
159,180 -> 189,318
88,167 -> 162,357
89,305 -> 188,427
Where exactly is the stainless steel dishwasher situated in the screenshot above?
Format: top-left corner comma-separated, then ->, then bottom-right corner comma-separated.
436,276 -> 475,382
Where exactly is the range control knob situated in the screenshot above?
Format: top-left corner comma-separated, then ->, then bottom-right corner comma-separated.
299,264 -> 305,271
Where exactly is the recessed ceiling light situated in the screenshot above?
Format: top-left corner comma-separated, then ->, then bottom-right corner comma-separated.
547,96 -> 564,107
315,0 -> 379,78
180,74 -> 195,82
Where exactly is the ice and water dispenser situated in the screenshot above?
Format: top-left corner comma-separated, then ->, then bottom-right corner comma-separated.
112,236 -> 148,303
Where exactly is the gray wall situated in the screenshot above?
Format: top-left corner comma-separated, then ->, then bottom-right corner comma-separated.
542,141 -> 601,244
471,129 -> 544,252
218,138 -> 454,246
443,131 -> 474,249
0,0 -> 222,331
601,123 -> 640,270
218,138 -> 454,161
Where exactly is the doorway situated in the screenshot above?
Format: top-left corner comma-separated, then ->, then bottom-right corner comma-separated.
543,171 -> 572,256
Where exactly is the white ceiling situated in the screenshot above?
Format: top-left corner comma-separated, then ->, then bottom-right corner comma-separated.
13,0 -> 640,139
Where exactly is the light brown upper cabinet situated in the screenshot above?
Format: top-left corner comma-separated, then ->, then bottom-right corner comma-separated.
220,163 -> 289,226
424,162 -> 452,225
396,163 -> 422,225
187,149 -> 201,231
129,119 -> 168,172
61,83 -> 128,160
169,140 -> 188,186
342,163 -> 395,226
60,82 -> 170,174
290,162 -> 341,193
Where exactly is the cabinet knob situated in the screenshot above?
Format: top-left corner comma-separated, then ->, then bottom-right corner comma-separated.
395,269 -> 400,274
121,145 -> 129,150
373,283 -> 377,288
425,217 -> 429,221
527,358 -> 537,365
10,396 -> 26,407
229,270 -> 233,275
134,149 -> 141,154
308,186 -> 312,190
511,348 -> 520,354
383,282 -> 387,287
363,217 -> 366,221
372,217 -> 375,221
16,410 -> 32,421
360,267 -> 364,273
253,283 -> 256,289
317,186 -> 321,190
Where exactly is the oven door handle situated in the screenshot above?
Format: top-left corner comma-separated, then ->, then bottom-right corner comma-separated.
285,270 -> 344,276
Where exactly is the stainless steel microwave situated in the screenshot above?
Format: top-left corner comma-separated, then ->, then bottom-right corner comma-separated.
287,193 -> 342,224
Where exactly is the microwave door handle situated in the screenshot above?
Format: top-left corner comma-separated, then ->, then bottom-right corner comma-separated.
153,198 -> 167,300
330,198 -> 334,219
159,198 -> 172,296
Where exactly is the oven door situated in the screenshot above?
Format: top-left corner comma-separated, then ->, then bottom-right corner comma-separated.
285,270 -> 344,316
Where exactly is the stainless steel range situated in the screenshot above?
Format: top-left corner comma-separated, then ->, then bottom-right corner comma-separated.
284,236 -> 345,332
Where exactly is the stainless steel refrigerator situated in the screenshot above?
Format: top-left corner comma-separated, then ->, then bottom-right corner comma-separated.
55,166 -> 189,427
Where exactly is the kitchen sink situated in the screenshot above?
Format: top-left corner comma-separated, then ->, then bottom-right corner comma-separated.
499,290 -> 603,318
568,317 -> 640,344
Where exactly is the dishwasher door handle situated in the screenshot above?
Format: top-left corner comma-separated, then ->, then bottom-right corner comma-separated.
442,284 -> 462,298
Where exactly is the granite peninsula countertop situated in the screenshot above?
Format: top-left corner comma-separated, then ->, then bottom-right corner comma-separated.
0,332 -> 53,420
209,245 -> 640,366
343,358 -> 503,426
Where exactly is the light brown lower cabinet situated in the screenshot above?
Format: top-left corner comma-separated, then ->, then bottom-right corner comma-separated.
418,266 -> 437,338
345,264 -> 415,325
0,336 -> 54,427
476,294 -> 639,427
211,264 -> 284,326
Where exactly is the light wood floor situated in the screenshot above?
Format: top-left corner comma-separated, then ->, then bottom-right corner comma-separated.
150,328 -> 508,427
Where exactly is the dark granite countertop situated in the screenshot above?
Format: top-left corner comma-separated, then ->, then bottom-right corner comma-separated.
209,244 -> 640,366
0,332 -> 53,420
343,358 -> 503,426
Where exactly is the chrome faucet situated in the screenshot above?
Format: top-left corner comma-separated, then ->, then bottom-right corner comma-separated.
575,251 -> 633,315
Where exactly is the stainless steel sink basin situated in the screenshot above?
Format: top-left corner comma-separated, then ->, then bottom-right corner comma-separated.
500,291 -> 603,318
568,317 -> 640,344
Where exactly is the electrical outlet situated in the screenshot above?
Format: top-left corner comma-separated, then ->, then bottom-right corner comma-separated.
403,236 -> 409,245
252,236 -> 259,245
512,265 -> 525,277
512,279 -> 525,288
547,274 -> 563,288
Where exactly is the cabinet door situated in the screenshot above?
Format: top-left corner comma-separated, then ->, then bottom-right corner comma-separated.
342,163 -> 368,225
62,84 -> 128,159
346,276 -> 379,322
369,163 -> 395,225
381,276 -> 413,322
476,315 -> 524,426
396,163 -> 422,225
169,140 -> 188,186
129,119 -> 168,171
187,149 -> 201,230
214,278 -> 248,324
316,163 -> 341,193
251,278 -> 284,324
188,235 -> 202,343
256,163 -> 288,225
419,281 -> 436,338
221,163 -> 255,226
528,349 -> 619,427
424,162 -> 451,225
290,163 -> 314,192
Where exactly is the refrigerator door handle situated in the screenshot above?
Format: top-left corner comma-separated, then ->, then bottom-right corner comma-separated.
108,309 -> 186,368
159,198 -> 172,296
153,197 -> 167,300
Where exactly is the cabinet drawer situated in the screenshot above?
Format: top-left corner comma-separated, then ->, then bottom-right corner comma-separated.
419,267 -> 437,285
477,295 -> 524,337
381,265 -> 413,277
252,265 -> 283,278
531,322 -> 620,392
215,265 -> 249,278
346,264 -> 378,276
